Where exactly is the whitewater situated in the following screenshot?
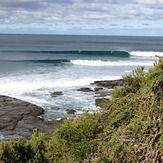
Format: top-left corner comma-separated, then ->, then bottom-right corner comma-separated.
0,34 -> 163,119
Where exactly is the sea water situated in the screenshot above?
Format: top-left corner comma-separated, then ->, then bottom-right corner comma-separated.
0,34 -> 163,119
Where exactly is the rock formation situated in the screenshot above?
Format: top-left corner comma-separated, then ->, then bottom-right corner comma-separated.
0,95 -> 63,140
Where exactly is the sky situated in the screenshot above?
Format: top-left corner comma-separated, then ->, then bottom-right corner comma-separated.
0,0 -> 163,36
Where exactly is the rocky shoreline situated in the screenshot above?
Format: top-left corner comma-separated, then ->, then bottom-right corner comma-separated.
0,95 -> 64,140
78,79 -> 125,99
0,79 -> 124,140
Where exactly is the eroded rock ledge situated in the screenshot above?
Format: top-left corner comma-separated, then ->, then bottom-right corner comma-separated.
92,79 -> 125,88
0,95 -> 63,140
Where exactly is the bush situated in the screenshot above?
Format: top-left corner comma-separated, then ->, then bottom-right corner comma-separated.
45,112 -> 102,162
0,137 -> 32,163
89,58 -> 163,162
29,129 -> 48,162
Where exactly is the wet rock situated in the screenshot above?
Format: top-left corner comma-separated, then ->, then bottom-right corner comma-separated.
43,118 -> 65,126
94,90 -> 113,98
77,87 -> 93,92
0,95 -> 62,140
51,91 -> 63,97
66,109 -> 76,114
93,79 -> 125,89
94,87 -> 103,92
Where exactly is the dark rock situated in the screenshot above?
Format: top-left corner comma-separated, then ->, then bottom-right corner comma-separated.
66,109 -> 76,114
0,95 -> 62,140
43,118 -> 65,126
93,79 -> 125,89
94,88 -> 114,97
51,91 -> 63,97
77,87 -> 93,92
94,87 -> 103,91
95,98 -> 111,107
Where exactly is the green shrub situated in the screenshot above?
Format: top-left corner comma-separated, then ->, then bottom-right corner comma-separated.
46,112 -> 101,162
112,66 -> 145,99
90,58 -> 163,162
29,129 -> 48,162
0,137 -> 32,163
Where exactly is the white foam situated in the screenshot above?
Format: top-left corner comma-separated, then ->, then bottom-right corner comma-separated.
0,79 -> 89,93
71,59 -> 153,66
0,74 -> 123,94
0,134 -> 5,140
0,68 -> 122,118
130,51 -> 163,57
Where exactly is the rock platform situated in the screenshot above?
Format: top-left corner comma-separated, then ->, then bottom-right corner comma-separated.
0,95 -> 63,140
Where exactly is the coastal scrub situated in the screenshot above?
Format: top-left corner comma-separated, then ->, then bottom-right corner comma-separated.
0,57 -> 162,162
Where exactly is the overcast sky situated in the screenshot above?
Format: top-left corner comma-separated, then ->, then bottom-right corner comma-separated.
0,0 -> 163,36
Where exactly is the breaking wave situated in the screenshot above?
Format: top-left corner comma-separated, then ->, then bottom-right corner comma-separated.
70,59 -> 154,67
130,51 -> 163,57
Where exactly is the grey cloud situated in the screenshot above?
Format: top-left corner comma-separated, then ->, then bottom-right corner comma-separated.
0,0 -> 162,19
0,0 -> 163,32
0,0 -> 47,11
110,24 -> 118,26
142,23 -> 150,26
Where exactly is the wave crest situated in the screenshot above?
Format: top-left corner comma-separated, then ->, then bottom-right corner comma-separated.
130,51 -> 163,57
71,59 -> 153,66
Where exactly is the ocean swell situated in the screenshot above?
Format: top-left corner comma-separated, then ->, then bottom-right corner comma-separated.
1,50 -> 130,57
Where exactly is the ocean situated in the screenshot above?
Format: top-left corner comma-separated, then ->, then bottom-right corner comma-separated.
0,34 -> 163,120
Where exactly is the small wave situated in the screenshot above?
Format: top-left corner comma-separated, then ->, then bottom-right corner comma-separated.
130,51 -> 163,57
9,59 -> 70,64
71,59 -> 153,66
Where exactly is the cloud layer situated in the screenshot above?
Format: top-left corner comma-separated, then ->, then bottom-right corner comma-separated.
0,0 -> 163,35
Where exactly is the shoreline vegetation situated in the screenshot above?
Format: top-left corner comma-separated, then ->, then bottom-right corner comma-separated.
0,57 -> 163,162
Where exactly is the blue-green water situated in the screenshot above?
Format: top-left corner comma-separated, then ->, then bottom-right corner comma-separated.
0,34 -> 163,119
